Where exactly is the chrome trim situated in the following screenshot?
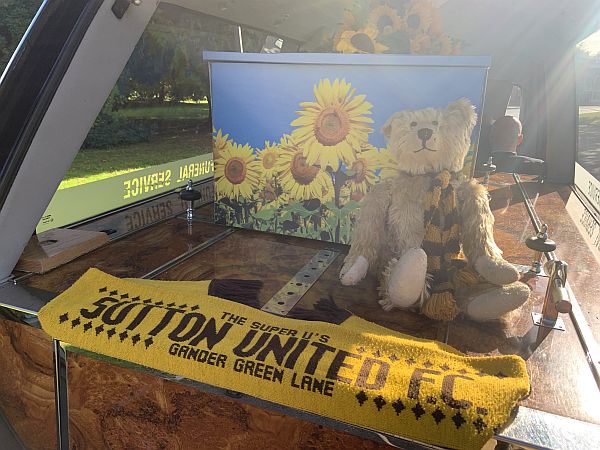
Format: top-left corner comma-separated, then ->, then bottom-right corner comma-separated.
52,339 -> 69,450
513,173 -> 600,387
497,406 -> 600,449
141,228 -> 236,279
261,249 -> 338,315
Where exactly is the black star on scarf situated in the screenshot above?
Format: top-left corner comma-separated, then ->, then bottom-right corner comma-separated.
452,412 -> 466,429
106,328 -> 116,339
473,417 -> 487,433
71,317 -> 81,328
109,290 -> 118,296
190,305 -> 199,311
131,334 -> 141,345
95,324 -> 104,336
98,287 -> 107,293
59,313 -> 69,324
477,407 -> 488,416
120,293 -> 129,299
373,395 -> 386,411
392,399 -> 405,415
432,408 -> 446,424
144,337 -> 154,348
83,321 -> 92,332
356,391 -> 368,406
423,361 -> 433,368
389,354 -> 399,362
440,363 -> 450,371
412,403 -> 426,420
118,331 -> 128,342
405,358 -> 416,365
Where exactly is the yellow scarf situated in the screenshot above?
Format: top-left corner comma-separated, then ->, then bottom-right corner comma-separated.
38,269 -> 529,450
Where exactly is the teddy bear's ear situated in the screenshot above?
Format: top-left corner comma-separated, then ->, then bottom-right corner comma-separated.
381,112 -> 401,139
445,98 -> 477,128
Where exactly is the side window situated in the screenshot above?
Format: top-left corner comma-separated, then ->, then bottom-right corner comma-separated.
506,84 -> 522,119
37,4 -> 242,232
0,0 -> 44,74
575,28 -> 600,206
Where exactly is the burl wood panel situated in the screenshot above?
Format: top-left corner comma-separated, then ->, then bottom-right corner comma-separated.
24,219 -> 227,294
0,320 -> 390,449
0,319 -> 56,450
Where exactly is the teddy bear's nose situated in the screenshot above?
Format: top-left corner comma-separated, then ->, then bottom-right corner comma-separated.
417,127 -> 433,141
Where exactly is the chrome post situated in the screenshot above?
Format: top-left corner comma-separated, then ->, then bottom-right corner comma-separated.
525,224 -> 555,275
52,339 -> 69,450
481,156 -> 496,186
532,260 -> 572,331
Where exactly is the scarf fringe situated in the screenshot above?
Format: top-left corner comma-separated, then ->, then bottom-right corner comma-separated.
288,296 -> 352,325
421,291 -> 460,321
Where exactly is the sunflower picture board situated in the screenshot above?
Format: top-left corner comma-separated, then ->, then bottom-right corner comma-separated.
205,52 -> 490,244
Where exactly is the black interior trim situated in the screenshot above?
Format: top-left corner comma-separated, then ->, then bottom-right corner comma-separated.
0,0 -> 104,211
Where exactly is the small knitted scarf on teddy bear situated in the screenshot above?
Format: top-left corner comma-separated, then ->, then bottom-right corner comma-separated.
421,170 -> 478,321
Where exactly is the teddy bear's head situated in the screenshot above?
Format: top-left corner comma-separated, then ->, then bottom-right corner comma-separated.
382,98 -> 477,175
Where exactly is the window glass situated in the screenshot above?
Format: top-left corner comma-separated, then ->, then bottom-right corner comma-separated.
505,85 -> 522,119
576,29 -> 600,184
0,0 -> 44,74
37,4 -> 241,232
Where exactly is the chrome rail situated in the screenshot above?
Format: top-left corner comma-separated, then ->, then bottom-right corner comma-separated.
513,173 -> 600,387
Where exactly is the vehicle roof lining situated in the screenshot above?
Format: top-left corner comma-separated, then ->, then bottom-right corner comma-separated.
165,0 -> 600,58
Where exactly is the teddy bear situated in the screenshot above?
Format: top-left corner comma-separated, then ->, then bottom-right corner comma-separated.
339,98 -> 530,322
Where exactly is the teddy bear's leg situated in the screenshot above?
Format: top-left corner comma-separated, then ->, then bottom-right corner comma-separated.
378,248 -> 429,311
340,183 -> 391,286
456,282 -> 530,321
457,180 -> 519,285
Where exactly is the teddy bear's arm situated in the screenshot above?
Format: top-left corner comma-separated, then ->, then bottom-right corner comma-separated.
457,180 -> 519,285
340,182 -> 391,285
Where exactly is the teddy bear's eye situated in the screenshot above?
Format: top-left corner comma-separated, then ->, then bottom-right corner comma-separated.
410,121 -> 417,127
432,120 -> 439,126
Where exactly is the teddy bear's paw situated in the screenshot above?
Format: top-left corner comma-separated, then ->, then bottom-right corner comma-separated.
340,255 -> 369,286
474,255 -> 519,285
378,298 -> 396,311
465,282 -> 530,322
386,248 -> 428,308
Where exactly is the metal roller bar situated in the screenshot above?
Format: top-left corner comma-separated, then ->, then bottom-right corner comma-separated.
261,249 -> 338,316
141,228 -> 235,279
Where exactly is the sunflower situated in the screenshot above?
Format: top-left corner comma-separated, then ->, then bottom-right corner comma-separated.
345,144 -> 380,194
291,78 -> 373,171
275,135 -> 334,202
378,146 -> 399,180
368,4 -> 405,35
405,0 -> 435,37
214,142 -> 261,200
411,32 -> 433,54
336,27 -> 389,54
430,34 -> 453,55
257,141 -> 280,179
213,129 -> 232,159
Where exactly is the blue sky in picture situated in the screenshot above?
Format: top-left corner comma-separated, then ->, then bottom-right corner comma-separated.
210,62 -> 487,150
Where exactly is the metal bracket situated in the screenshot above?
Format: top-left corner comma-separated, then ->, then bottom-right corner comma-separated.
531,312 -> 566,331
513,263 -> 548,277
261,249 -> 338,316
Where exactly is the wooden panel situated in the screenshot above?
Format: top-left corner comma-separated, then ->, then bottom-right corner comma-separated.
24,219 -> 227,294
15,228 -> 109,273
156,230 -> 336,303
0,319 -> 391,450
0,319 -> 56,450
